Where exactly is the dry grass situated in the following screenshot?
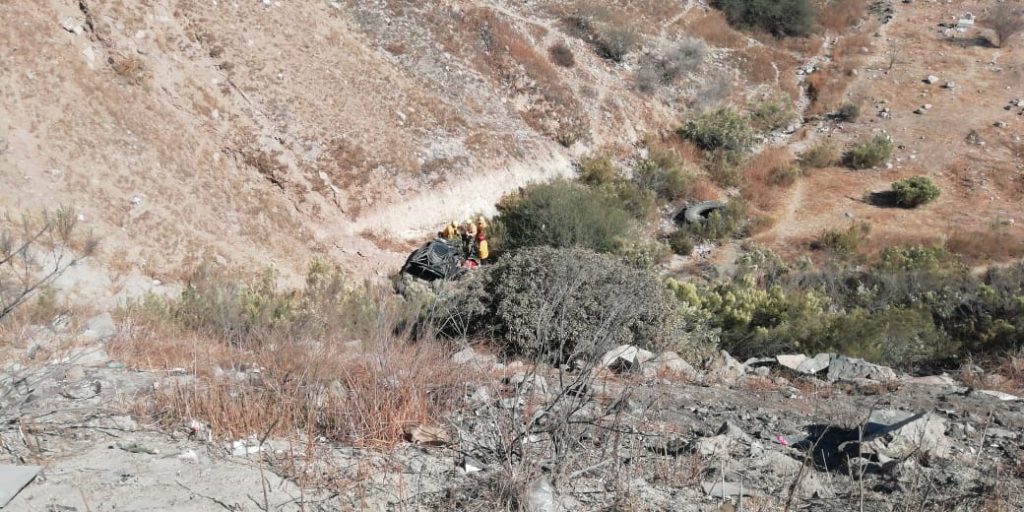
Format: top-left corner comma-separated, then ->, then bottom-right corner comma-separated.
960,350 -> 1024,396
689,179 -> 721,202
462,7 -> 586,142
832,30 -> 874,73
805,68 -> 849,116
114,315 -> 475,448
820,0 -> 869,32
109,53 -> 147,84
110,263 -> 482,448
946,229 -> 1024,264
360,229 -> 418,253
741,148 -> 799,210
687,11 -> 746,49
737,47 -> 780,85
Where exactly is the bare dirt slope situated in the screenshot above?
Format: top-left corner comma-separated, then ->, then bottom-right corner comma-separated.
756,0 -> 1024,260
0,0 -> 712,289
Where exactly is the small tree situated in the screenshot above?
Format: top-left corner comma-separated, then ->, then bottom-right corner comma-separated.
980,4 -> 1024,48
891,176 -> 941,208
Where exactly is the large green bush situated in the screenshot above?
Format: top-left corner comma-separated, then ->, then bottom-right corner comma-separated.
495,180 -> 635,254
891,176 -> 941,208
449,247 -> 685,362
715,0 -> 817,37
679,108 -> 755,153
844,135 -> 893,169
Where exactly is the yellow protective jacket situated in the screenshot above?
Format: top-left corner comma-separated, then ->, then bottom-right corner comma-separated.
478,239 -> 490,260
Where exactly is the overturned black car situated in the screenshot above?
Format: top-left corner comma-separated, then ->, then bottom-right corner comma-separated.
399,238 -> 468,281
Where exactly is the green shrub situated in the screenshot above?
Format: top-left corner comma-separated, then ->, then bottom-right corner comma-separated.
668,229 -> 696,256
495,180 -> 635,254
816,308 -> 956,367
811,222 -> 870,258
877,245 -> 965,274
679,108 -> 755,153
715,0 -> 818,37
149,260 -> 379,346
577,154 -> 619,186
750,95 -> 798,133
834,102 -> 861,122
891,176 -> 941,208
617,239 -> 673,269
844,135 -> 893,169
599,181 -> 658,221
632,147 -> 696,201
453,247 -> 684,362
797,139 -> 840,168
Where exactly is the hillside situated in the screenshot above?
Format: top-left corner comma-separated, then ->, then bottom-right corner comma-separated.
2,0 -> 1024,510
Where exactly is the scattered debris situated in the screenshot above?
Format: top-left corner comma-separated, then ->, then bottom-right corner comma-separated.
117,442 -> 158,455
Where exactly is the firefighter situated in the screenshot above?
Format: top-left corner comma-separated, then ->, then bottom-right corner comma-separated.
476,216 -> 489,237
477,231 -> 489,261
441,221 -> 458,240
461,219 -> 478,255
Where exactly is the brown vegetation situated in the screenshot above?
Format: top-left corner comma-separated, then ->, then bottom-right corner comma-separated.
742,148 -> 799,210
114,295 -> 476,447
946,229 -> 1024,264
819,0 -> 869,32
686,11 -> 746,49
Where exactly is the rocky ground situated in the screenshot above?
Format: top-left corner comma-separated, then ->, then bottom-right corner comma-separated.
2,316 -> 1021,511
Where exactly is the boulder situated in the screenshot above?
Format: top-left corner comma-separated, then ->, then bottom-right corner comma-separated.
600,344 -> 654,373
827,355 -> 897,382
80,312 -> 117,342
646,351 -> 698,377
708,350 -> 747,382
924,75 -> 939,84
777,353 -> 831,375
862,410 -> 951,460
